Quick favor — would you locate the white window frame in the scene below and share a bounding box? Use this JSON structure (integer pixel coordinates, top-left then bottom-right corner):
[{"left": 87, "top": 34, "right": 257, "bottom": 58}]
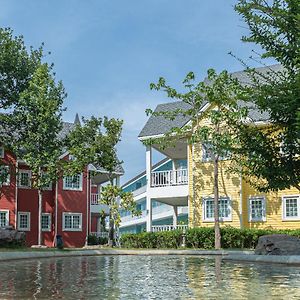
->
[
  {"left": 41, "top": 213, "right": 51, "bottom": 232},
  {"left": 248, "top": 196, "right": 266, "bottom": 222},
  {"left": 202, "top": 196, "right": 232, "bottom": 222},
  {"left": 18, "top": 212, "right": 30, "bottom": 231},
  {"left": 282, "top": 195, "right": 300, "bottom": 221},
  {"left": 0, "top": 209, "right": 9, "bottom": 228},
  {"left": 63, "top": 174, "right": 83, "bottom": 191},
  {"left": 42, "top": 172, "right": 52, "bottom": 191},
  {"left": 202, "top": 143, "right": 213, "bottom": 162},
  {"left": 18, "top": 170, "right": 32, "bottom": 189},
  {"left": 0, "top": 165, "right": 10, "bottom": 186},
  {"left": 0, "top": 146, "right": 4, "bottom": 158},
  {"left": 62, "top": 212, "right": 82, "bottom": 231}
]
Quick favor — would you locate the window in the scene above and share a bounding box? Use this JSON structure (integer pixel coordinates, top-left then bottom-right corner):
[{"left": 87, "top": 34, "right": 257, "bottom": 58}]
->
[
  {"left": 41, "top": 213, "right": 51, "bottom": 231},
  {"left": 18, "top": 170, "right": 31, "bottom": 188},
  {"left": 203, "top": 197, "right": 232, "bottom": 222},
  {"left": 0, "top": 165, "right": 10, "bottom": 186},
  {"left": 69, "top": 154, "right": 76, "bottom": 161},
  {"left": 63, "top": 213, "right": 82, "bottom": 231},
  {"left": 283, "top": 195, "right": 300, "bottom": 220},
  {"left": 0, "top": 147, "right": 4, "bottom": 158},
  {"left": 0, "top": 210, "right": 9, "bottom": 228},
  {"left": 63, "top": 174, "right": 82, "bottom": 191},
  {"left": 249, "top": 196, "right": 266, "bottom": 222},
  {"left": 18, "top": 212, "right": 30, "bottom": 231},
  {"left": 202, "top": 143, "right": 213, "bottom": 162},
  {"left": 42, "top": 172, "right": 52, "bottom": 190}
]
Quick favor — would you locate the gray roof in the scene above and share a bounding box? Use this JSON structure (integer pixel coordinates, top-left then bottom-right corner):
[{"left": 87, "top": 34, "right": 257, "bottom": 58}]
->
[
  {"left": 138, "top": 101, "right": 193, "bottom": 138},
  {"left": 139, "top": 65, "right": 282, "bottom": 137},
  {"left": 58, "top": 122, "right": 76, "bottom": 140},
  {"left": 92, "top": 163, "right": 124, "bottom": 175}
]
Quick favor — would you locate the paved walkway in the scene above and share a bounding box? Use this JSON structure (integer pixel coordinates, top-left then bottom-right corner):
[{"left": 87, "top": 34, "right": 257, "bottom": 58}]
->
[{"left": 1, "top": 248, "right": 299, "bottom": 265}]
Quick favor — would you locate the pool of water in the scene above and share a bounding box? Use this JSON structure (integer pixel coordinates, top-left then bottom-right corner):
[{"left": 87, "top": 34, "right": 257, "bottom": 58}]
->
[{"left": 1, "top": 255, "right": 300, "bottom": 299}]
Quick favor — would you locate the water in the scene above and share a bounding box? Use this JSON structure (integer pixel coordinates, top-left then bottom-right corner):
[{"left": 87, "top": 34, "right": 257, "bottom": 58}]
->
[{"left": 0, "top": 255, "right": 300, "bottom": 299}]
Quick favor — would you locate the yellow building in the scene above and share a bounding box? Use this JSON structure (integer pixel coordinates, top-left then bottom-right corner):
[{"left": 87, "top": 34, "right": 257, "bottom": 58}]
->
[{"left": 140, "top": 65, "right": 299, "bottom": 232}]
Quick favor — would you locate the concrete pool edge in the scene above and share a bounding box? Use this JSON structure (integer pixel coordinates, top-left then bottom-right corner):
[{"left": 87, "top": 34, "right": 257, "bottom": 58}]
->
[
  {"left": 0, "top": 249, "right": 252, "bottom": 261},
  {"left": 2, "top": 249, "right": 300, "bottom": 264}
]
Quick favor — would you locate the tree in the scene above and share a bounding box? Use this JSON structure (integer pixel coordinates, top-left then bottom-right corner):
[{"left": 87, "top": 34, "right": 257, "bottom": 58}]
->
[
  {"left": 146, "top": 70, "right": 247, "bottom": 249},
  {"left": 66, "top": 116, "right": 140, "bottom": 247},
  {"left": 233, "top": 0, "right": 300, "bottom": 191},
  {"left": 11, "top": 63, "right": 66, "bottom": 246},
  {"left": 0, "top": 27, "right": 43, "bottom": 109}
]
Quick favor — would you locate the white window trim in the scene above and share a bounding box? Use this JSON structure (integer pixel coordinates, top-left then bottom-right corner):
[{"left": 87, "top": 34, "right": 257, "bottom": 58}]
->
[
  {"left": 18, "top": 212, "right": 31, "bottom": 231},
  {"left": 0, "top": 209, "right": 9, "bottom": 228},
  {"left": 18, "top": 170, "right": 32, "bottom": 189},
  {"left": 41, "top": 213, "right": 51, "bottom": 232},
  {"left": 63, "top": 174, "right": 83, "bottom": 191},
  {"left": 0, "top": 146, "right": 4, "bottom": 158},
  {"left": 0, "top": 165, "right": 10, "bottom": 186},
  {"left": 202, "top": 196, "right": 232, "bottom": 222},
  {"left": 282, "top": 195, "right": 300, "bottom": 221},
  {"left": 248, "top": 196, "right": 266, "bottom": 222},
  {"left": 62, "top": 212, "right": 82, "bottom": 232}
]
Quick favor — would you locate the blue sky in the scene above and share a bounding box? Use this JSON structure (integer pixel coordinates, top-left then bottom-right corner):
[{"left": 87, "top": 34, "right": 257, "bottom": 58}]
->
[{"left": 0, "top": 0, "right": 269, "bottom": 183}]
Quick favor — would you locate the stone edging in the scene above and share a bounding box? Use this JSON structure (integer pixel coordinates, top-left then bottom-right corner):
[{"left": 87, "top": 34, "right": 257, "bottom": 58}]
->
[
  {"left": 0, "top": 249, "right": 252, "bottom": 262},
  {"left": 1, "top": 249, "right": 299, "bottom": 265}
]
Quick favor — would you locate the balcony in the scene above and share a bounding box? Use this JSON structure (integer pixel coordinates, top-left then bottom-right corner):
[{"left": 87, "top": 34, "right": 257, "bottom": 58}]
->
[
  {"left": 149, "top": 169, "right": 188, "bottom": 206},
  {"left": 152, "top": 225, "right": 188, "bottom": 232},
  {"left": 151, "top": 169, "right": 188, "bottom": 187},
  {"left": 90, "top": 193, "right": 109, "bottom": 214}
]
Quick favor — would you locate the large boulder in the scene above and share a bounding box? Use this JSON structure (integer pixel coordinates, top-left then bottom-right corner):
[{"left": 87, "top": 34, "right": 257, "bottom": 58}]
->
[
  {"left": 0, "top": 227, "right": 26, "bottom": 247},
  {"left": 255, "top": 234, "right": 300, "bottom": 255}
]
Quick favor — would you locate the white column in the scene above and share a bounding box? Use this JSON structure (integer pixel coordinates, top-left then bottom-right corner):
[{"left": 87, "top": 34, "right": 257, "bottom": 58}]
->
[
  {"left": 173, "top": 205, "right": 178, "bottom": 227},
  {"left": 116, "top": 176, "right": 120, "bottom": 187},
  {"left": 146, "top": 146, "right": 152, "bottom": 232}
]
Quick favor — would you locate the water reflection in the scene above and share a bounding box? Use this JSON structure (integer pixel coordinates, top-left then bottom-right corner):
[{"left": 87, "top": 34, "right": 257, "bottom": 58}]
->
[{"left": 0, "top": 255, "right": 300, "bottom": 299}]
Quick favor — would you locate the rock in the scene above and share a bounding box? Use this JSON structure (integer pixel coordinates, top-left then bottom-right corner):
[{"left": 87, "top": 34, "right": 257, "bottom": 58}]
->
[
  {"left": 0, "top": 227, "right": 26, "bottom": 247},
  {"left": 255, "top": 234, "right": 300, "bottom": 255}
]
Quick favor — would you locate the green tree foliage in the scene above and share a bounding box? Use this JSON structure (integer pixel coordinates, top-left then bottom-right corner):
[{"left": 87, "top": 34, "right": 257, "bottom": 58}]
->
[
  {"left": 146, "top": 69, "right": 247, "bottom": 249},
  {"left": 11, "top": 64, "right": 66, "bottom": 245},
  {"left": 234, "top": 0, "right": 300, "bottom": 191},
  {"left": 66, "top": 116, "right": 140, "bottom": 246},
  {"left": 0, "top": 27, "right": 43, "bottom": 109}
]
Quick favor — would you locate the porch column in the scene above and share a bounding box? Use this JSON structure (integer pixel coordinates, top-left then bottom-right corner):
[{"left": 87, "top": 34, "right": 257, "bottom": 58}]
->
[
  {"left": 173, "top": 205, "right": 178, "bottom": 228},
  {"left": 146, "top": 197, "right": 152, "bottom": 232},
  {"left": 146, "top": 145, "right": 152, "bottom": 232}
]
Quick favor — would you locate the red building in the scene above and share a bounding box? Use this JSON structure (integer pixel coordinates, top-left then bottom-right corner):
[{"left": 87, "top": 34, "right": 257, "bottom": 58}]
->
[{"left": 0, "top": 118, "right": 123, "bottom": 248}]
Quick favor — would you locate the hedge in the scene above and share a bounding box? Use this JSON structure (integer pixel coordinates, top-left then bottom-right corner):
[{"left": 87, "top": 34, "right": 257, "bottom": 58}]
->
[
  {"left": 87, "top": 235, "right": 108, "bottom": 246},
  {"left": 120, "top": 226, "right": 300, "bottom": 249}
]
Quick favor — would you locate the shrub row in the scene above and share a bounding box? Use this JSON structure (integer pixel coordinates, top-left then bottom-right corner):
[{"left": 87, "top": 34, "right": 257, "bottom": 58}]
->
[
  {"left": 87, "top": 235, "right": 108, "bottom": 246},
  {"left": 120, "top": 226, "right": 300, "bottom": 249}
]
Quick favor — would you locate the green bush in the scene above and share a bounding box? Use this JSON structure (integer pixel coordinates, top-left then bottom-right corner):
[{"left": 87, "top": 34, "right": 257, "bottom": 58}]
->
[
  {"left": 120, "top": 226, "right": 300, "bottom": 249},
  {"left": 87, "top": 234, "right": 108, "bottom": 246}
]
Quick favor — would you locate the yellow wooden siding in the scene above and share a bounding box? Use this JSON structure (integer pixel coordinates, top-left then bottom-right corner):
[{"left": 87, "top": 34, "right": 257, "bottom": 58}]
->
[
  {"left": 187, "top": 109, "right": 300, "bottom": 230},
  {"left": 243, "top": 181, "right": 300, "bottom": 229}
]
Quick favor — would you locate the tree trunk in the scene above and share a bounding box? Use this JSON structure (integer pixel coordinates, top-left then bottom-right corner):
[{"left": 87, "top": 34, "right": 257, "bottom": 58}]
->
[
  {"left": 108, "top": 210, "right": 115, "bottom": 247},
  {"left": 214, "top": 154, "right": 221, "bottom": 249},
  {"left": 38, "top": 188, "right": 42, "bottom": 246}
]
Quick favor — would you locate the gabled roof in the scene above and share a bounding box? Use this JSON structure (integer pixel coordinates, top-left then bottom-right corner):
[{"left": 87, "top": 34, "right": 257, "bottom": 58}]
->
[
  {"left": 139, "top": 64, "right": 282, "bottom": 138},
  {"left": 138, "top": 101, "right": 193, "bottom": 138}
]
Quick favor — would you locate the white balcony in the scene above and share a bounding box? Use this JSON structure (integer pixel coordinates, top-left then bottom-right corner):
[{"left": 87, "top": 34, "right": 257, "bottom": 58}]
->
[
  {"left": 90, "top": 193, "right": 109, "bottom": 214},
  {"left": 152, "top": 225, "right": 188, "bottom": 232},
  {"left": 151, "top": 169, "right": 188, "bottom": 187}
]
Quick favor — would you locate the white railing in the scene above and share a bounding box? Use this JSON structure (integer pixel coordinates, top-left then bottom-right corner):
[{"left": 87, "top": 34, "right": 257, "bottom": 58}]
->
[
  {"left": 151, "top": 169, "right": 188, "bottom": 187},
  {"left": 91, "top": 193, "right": 100, "bottom": 205},
  {"left": 152, "top": 225, "right": 188, "bottom": 232},
  {"left": 90, "top": 231, "right": 109, "bottom": 238}
]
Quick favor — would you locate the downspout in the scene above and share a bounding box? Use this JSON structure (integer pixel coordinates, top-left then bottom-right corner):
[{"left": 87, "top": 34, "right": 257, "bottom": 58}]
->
[
  {"left": 239, "top": 173, "right": 243, "bottom": 229},
  {"left": 89, "top": 174, "right": 92, "bottom": 234},
  {"left": 86, "top": 170, "right": 89, "bottom": 246},
  {"left": 15, "top": 161, "right": 19, "bottom": 229},
  {"left": 54, "top": 181, "right": 58, "bottom": 247}
]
